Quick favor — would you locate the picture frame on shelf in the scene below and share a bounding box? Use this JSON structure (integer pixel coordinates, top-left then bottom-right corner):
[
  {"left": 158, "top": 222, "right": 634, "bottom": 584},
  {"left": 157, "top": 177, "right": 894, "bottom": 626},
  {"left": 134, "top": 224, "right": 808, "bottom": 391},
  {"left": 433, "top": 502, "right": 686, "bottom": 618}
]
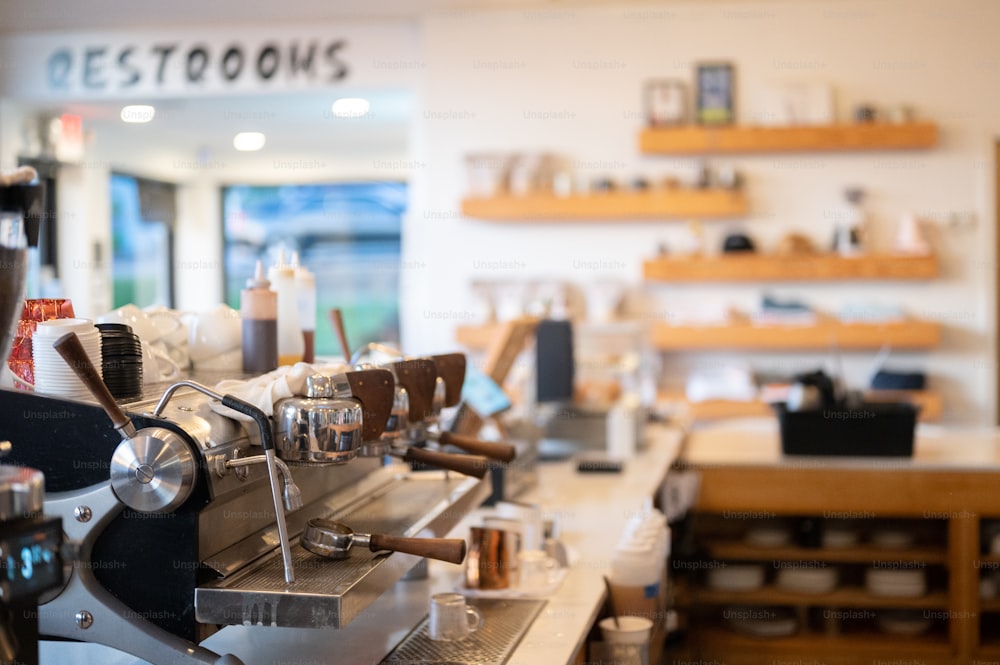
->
[
  {"left": 645, "top": 79, "right": 687, "bottom": 126},
  {"left": 695, "top": 62, "right": 736, "bottom": 125}
]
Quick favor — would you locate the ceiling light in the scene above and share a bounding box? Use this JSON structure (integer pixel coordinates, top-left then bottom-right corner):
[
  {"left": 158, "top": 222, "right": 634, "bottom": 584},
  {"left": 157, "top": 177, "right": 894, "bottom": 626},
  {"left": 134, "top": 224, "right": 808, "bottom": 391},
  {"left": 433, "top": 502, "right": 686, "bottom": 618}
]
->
[
  {"left": 233, "top": 132, "right": 266, "bottom": 151},
  {"left": 331, "top": 97, "right": 370, "bottom": 118},
  {"left": 120, "top": 105, "right": 155, "bottom": 123}
]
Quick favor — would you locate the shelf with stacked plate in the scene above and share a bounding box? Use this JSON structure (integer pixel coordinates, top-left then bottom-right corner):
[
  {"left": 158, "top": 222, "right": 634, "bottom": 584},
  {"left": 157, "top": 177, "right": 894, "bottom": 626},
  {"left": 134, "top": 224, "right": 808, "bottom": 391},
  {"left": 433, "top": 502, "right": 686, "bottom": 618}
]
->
[
  {"left": 638, "top": 122, "right": 938, "bottom": 155},
  {"left": 460, "top": 189, "right": 748, "bottom": 221},
  {"left": 643, "top": 252, "right": 939, "bottom": 282},
  {"left": 668, "top": 514, "right": 955, "bottom": 663}
]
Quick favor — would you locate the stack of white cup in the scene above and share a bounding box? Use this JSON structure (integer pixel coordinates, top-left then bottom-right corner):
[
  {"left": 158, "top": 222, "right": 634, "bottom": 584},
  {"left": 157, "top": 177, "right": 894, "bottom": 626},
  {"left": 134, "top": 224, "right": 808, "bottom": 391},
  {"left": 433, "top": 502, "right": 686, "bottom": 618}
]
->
[
  {"left": 32, "top": 318, "right": 102, "bottom": 399},
  {"left": 610, "top": 505, "right": 670, "bottom": 603}
]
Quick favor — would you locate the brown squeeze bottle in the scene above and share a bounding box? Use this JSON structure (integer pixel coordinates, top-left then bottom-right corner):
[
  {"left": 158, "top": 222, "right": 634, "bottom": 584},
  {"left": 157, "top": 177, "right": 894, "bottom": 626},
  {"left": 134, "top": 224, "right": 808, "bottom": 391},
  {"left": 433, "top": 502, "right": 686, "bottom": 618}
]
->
[{"left": 240, "top": 260, "right": 278, "bottom": 373}]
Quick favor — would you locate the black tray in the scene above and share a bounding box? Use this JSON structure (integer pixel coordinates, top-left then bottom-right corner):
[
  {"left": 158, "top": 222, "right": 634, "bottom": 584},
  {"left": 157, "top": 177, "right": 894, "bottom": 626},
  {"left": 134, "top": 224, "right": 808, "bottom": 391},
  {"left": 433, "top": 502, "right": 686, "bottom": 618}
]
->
[{"left": 774, "top": 401, "right": 918, "bottom": 457}]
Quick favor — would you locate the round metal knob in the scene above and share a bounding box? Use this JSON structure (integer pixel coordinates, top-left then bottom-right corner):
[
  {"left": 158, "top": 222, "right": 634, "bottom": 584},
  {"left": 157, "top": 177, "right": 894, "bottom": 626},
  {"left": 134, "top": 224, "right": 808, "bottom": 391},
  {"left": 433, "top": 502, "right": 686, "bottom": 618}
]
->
[{"left": 110, "top": 427, "right": 196, "bottom": 513}]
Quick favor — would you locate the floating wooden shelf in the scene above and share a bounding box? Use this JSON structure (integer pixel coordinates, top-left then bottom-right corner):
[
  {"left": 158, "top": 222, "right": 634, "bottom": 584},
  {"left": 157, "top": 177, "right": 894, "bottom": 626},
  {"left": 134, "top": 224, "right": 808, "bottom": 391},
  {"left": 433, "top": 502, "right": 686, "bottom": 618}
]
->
[
  {"left": 643, "top": 253, "right": 939, "bottom": 282},
  {"left": 700, "top": 538, "right": 948, "bottom": 564},
  {"left": 639, "top": 122, "right": 938, "bottom": 154},
  {"left": 460, "top": 190, "right": 747, "bottom": 221},
  {"left": 651, "top": 319, "right": 941, "bottom": 351},
  {"left": 681, "top": 584, "right": 949, "bottom": 610},
  {"left": 659, "top": 389, "right": 942, "bottom": 423}
]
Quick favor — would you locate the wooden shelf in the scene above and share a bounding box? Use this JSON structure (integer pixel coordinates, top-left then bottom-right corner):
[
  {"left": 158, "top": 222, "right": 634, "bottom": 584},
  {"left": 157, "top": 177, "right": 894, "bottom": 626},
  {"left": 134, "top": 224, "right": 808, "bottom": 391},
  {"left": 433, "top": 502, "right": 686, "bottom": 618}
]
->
[
  {"left": 639, "top": 122, "right": 938, "bottom": 154},
  {"left": 651, "top": 319, "right": 941, "bottom": 351},
  {"left": 659, "top": 389, "right": 942, "bottom": 423},
  {"left": 643, "top": 253, "right": 939, "bottom": 282},
  {"left": 681, "top": 584, "right": 950, "bottom": 610},
  {"left": 460, "top": 190, "right": 747, "bottom": 220},
  {"left": 700, "top": 538, "right": 948, "bottom": 564}
]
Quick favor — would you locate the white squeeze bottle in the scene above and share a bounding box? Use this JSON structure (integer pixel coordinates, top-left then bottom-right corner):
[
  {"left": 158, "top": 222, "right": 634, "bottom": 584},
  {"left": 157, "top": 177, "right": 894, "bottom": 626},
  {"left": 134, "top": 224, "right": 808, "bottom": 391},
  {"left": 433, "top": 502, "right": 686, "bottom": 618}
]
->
[
  {"left": 268, "top": 249, "right": 304, "bottom": 366},
  {"left": 290, "top": 251, "right": 316, "bottom": 364}
]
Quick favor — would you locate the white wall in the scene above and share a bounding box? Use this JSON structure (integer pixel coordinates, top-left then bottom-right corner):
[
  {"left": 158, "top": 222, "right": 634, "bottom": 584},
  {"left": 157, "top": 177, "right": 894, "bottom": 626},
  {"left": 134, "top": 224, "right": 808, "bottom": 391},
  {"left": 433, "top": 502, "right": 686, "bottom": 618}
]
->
[{"left": 405, "top": 0, "right": 1000, "bottom": 423}]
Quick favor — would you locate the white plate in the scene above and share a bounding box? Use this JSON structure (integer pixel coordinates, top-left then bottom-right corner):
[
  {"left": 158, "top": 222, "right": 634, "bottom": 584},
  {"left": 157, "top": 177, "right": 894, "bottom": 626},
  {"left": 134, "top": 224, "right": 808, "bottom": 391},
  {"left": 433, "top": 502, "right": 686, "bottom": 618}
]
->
[
  {"left": 877, "top": 610, "right": 932, "bottom": 636},
  {"left": 745, "top": 527, "right": 791, "bottom": 548},
  {"left": 775, "top": 567, "right": 838, "bottom": 594},
  {"left": 708, "top": 565, "right": 765, "bottom": 592}
]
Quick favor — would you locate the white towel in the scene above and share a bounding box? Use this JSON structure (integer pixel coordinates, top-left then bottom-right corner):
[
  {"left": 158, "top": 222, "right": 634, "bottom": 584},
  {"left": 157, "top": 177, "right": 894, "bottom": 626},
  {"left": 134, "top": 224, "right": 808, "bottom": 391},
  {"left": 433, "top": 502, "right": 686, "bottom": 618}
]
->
[{"left": 209, "top": 361, "right": 351, "bottom": 422}]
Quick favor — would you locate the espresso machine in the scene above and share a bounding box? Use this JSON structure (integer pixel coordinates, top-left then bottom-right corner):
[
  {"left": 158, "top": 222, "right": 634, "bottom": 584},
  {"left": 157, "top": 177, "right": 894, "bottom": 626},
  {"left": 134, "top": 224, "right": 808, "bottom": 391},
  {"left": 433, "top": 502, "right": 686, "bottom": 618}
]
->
[
  {"left": 0, "top": 328, "right": 495, "bottom": 665},
  {"left": 0, "top": 174, "right": 64, "bottom": 665}
]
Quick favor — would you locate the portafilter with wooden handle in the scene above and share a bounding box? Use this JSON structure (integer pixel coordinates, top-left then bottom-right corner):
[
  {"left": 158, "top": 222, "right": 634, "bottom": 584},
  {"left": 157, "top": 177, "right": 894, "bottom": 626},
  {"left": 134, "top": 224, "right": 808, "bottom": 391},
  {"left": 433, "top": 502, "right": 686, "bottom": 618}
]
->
[{"left": 301, "top": 518, "right": 467, "bottom": 564}]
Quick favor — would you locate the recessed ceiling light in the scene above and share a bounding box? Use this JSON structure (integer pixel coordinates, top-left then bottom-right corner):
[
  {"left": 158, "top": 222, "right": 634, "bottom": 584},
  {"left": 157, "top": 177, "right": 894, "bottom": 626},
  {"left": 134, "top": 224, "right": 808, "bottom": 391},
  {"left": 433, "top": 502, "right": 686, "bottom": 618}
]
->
[
  {"left": 120, "top": 105, "right": 155, "bottom": 123},
  {"left": 331, "top": 97, "right": 370, "bottom": 118},
  {"left": 233, "top": 132, "right": 266, "bottom": 151}
]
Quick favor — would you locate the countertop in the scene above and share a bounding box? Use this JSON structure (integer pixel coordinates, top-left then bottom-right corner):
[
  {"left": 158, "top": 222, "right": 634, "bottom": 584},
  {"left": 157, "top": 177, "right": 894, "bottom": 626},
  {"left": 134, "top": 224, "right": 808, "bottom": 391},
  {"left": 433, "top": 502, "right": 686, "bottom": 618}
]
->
[
  {"left": 682, "top": 417, "right": 1000, "bottom": 471},
  {"left": 42, "top": 424, "right": 683, "bottom": 665}
]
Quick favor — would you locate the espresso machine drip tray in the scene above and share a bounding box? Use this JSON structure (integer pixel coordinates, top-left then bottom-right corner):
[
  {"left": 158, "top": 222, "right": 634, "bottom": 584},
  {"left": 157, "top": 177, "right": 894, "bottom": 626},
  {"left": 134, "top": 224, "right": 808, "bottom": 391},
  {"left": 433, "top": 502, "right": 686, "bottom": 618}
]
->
[{"left": 196, "top": 469, "right": 491, "bottom": 629}]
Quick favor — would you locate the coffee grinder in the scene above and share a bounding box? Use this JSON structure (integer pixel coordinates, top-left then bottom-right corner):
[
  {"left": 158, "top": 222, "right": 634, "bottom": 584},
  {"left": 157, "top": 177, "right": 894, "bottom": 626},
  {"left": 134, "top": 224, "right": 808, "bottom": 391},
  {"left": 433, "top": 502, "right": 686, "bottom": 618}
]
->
[{"left": 0, "top": 171, "right": 63, "bottom": 665}]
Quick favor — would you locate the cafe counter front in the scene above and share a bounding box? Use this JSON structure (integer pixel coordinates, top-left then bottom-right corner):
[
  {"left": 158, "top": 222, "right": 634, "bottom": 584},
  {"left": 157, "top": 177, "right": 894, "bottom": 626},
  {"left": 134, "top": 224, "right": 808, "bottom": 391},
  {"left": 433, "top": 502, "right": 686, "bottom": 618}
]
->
[{"left": 672, "top": 417, "right": 1000, "bottom": 665}]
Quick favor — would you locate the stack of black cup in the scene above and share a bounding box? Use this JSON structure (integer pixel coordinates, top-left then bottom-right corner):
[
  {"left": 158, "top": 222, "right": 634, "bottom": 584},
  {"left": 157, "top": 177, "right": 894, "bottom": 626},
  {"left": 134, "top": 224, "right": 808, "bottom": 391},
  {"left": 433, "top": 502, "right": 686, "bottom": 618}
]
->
[{"left": 97, "top": 322, "right": 143, "bottom": 399}]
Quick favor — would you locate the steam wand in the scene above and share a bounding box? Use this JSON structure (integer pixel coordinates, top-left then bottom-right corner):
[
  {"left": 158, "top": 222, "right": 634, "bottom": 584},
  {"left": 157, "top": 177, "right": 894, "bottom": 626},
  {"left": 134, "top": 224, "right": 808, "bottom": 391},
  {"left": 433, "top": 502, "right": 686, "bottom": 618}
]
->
[{"left": 154, "top": 380, "right": 297, "bottom": 585}]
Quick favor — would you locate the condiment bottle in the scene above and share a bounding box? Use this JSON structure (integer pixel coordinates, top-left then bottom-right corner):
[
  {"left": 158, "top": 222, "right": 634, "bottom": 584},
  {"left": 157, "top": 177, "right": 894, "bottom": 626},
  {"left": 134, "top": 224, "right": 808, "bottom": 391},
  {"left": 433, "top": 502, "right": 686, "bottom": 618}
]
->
[
  {"left": 240, "top": 260, "right": 278, "bottom": 373},
  {"left": 268, "top": 249, "right": 304, "bottom": 366},
  {"left": 290, "top": 251, "right": 316, "bottom": 364}
]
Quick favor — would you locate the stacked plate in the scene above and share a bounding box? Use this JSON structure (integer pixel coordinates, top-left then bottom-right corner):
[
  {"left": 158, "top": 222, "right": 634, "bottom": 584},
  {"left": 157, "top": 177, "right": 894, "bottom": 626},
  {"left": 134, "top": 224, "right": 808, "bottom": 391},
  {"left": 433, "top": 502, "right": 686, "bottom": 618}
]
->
[
  {"left": 745, "top": 523, "right": 792, "bottom": 548},
  {"left": 97, "top": 323, "right": 142, "bottom": 399},
  {"left": 775, "top": 566, "right": 838, "bottom": 594},
  {"left": 707, "top": 564, "right": 765, "bottom": 592},
  {"left": 865, "top": 567, "right": 927, "bottom": 597},
  {"left": 32, "top": 318, "right": 102, "bottom": 399},
  {"left": 725, "top": 606, "right": 798, "bottom": 637},
  {"left": 876, "top": 609, "right": 933, "bottom": 636}
]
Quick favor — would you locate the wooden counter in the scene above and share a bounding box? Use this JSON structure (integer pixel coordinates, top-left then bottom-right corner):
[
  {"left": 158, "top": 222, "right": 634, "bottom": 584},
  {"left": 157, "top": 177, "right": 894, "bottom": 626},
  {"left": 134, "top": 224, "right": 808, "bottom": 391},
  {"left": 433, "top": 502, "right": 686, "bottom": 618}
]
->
[{"left": 673, "top": 418, "right": 1000, "bottom": 665}]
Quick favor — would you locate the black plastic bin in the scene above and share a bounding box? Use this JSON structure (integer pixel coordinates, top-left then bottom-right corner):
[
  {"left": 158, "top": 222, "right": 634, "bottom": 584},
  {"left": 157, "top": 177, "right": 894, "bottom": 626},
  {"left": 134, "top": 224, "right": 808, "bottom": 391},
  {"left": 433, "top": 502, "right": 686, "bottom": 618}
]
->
[{"left": 774, "top": 402, "right": 918, "bottom": 457}]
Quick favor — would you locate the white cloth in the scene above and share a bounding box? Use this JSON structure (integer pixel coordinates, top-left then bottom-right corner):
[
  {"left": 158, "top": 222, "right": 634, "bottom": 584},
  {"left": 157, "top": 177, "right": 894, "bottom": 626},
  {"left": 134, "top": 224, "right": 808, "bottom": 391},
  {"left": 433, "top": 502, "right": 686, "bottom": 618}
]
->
[{"left": 209, "top": 361, "right": 351, "bottom": 422}]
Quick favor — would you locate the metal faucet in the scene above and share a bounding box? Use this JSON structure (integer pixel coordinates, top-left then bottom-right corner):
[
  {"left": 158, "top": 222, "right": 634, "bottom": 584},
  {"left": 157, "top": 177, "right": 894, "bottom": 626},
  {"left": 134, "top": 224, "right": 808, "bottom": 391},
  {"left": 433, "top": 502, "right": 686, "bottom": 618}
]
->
[{"left": 225, "top": 456, "right": 304, "bottom": 511}]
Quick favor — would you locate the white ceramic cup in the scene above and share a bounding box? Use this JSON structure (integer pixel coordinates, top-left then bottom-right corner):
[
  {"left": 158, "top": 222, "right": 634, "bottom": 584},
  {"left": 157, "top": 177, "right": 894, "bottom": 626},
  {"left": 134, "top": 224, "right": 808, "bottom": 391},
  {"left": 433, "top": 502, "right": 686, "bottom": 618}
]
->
[
  {"left": 188, "top": 304, "right": 242, "bottom": 366},
  {"left": 97, "top": 304, "right": 162, "bottom": 344},
  {"left": 428, "top": 592, "right": 483, "bottom": 641},
  {"left": 517, "top": 549, "right": 558, "bottom": 589},
  {"left": 142, "top": 340, "right": 181, "bottom": 384},
  {"left": 599, "top": 616, "right": 654, "bottom": 645}
]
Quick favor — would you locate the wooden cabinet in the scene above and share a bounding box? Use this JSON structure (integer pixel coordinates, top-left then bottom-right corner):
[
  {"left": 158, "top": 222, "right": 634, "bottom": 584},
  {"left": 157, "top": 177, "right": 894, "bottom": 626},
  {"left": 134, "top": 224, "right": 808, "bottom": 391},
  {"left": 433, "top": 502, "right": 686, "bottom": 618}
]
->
[{"left": 670, "top": 427, "right": 1000, "bottom": 664}]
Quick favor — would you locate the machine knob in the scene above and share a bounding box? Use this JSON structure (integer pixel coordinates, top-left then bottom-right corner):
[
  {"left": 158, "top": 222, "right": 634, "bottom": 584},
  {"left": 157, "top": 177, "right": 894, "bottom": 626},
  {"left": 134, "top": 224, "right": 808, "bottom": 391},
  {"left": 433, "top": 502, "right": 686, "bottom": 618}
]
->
[{"left": 110, "top": 427, "right": 196, "bottom": 513}]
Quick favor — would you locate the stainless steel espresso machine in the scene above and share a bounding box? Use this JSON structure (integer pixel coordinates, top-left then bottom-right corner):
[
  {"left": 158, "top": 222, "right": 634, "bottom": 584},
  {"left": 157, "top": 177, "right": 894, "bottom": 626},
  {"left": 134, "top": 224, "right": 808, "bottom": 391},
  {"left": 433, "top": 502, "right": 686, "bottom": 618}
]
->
[{"left": 0, "top": 328, "right": 510, "bottom": 664}]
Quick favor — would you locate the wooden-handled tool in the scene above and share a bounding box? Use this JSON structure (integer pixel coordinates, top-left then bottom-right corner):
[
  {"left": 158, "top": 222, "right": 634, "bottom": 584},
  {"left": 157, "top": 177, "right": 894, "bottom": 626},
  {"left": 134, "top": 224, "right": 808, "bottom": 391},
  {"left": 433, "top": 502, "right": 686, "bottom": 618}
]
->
[
  {"left": 433, "top": 431, "right": 517, "bottom": 463},
  {"left": 52, "top": 331, "right": 136, "bottom": 438},
  {"left": 329, "top": 308, "right": 352, "bottom": 362},
  {"left": 301, "top": 518, "right": 467, "bottom": 564},
  {"left": 398, "top": 446, "right": 490, "bottom": 479}
]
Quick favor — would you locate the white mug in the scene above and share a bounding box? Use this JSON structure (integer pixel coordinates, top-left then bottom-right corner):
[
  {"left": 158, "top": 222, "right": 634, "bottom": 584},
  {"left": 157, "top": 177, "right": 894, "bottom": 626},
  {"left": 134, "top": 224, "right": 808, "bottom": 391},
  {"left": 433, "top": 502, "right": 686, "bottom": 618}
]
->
[
  {"left": 188, "top": 304, "right": 242, "bottom": 368},
  {"left": 97, "top": 304, "right": 163, "bottom": 344},
  {"left": 428, "top": 593, "right": 483, "bottom": 641}
]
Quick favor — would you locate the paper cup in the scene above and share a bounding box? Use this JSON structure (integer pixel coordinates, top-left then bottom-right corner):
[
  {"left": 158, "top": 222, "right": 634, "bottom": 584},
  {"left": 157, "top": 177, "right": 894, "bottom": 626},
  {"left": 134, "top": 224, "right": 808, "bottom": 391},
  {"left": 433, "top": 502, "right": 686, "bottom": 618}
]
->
[{"left": 599, "top": 616, "right": 653, "bottom": 645}]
